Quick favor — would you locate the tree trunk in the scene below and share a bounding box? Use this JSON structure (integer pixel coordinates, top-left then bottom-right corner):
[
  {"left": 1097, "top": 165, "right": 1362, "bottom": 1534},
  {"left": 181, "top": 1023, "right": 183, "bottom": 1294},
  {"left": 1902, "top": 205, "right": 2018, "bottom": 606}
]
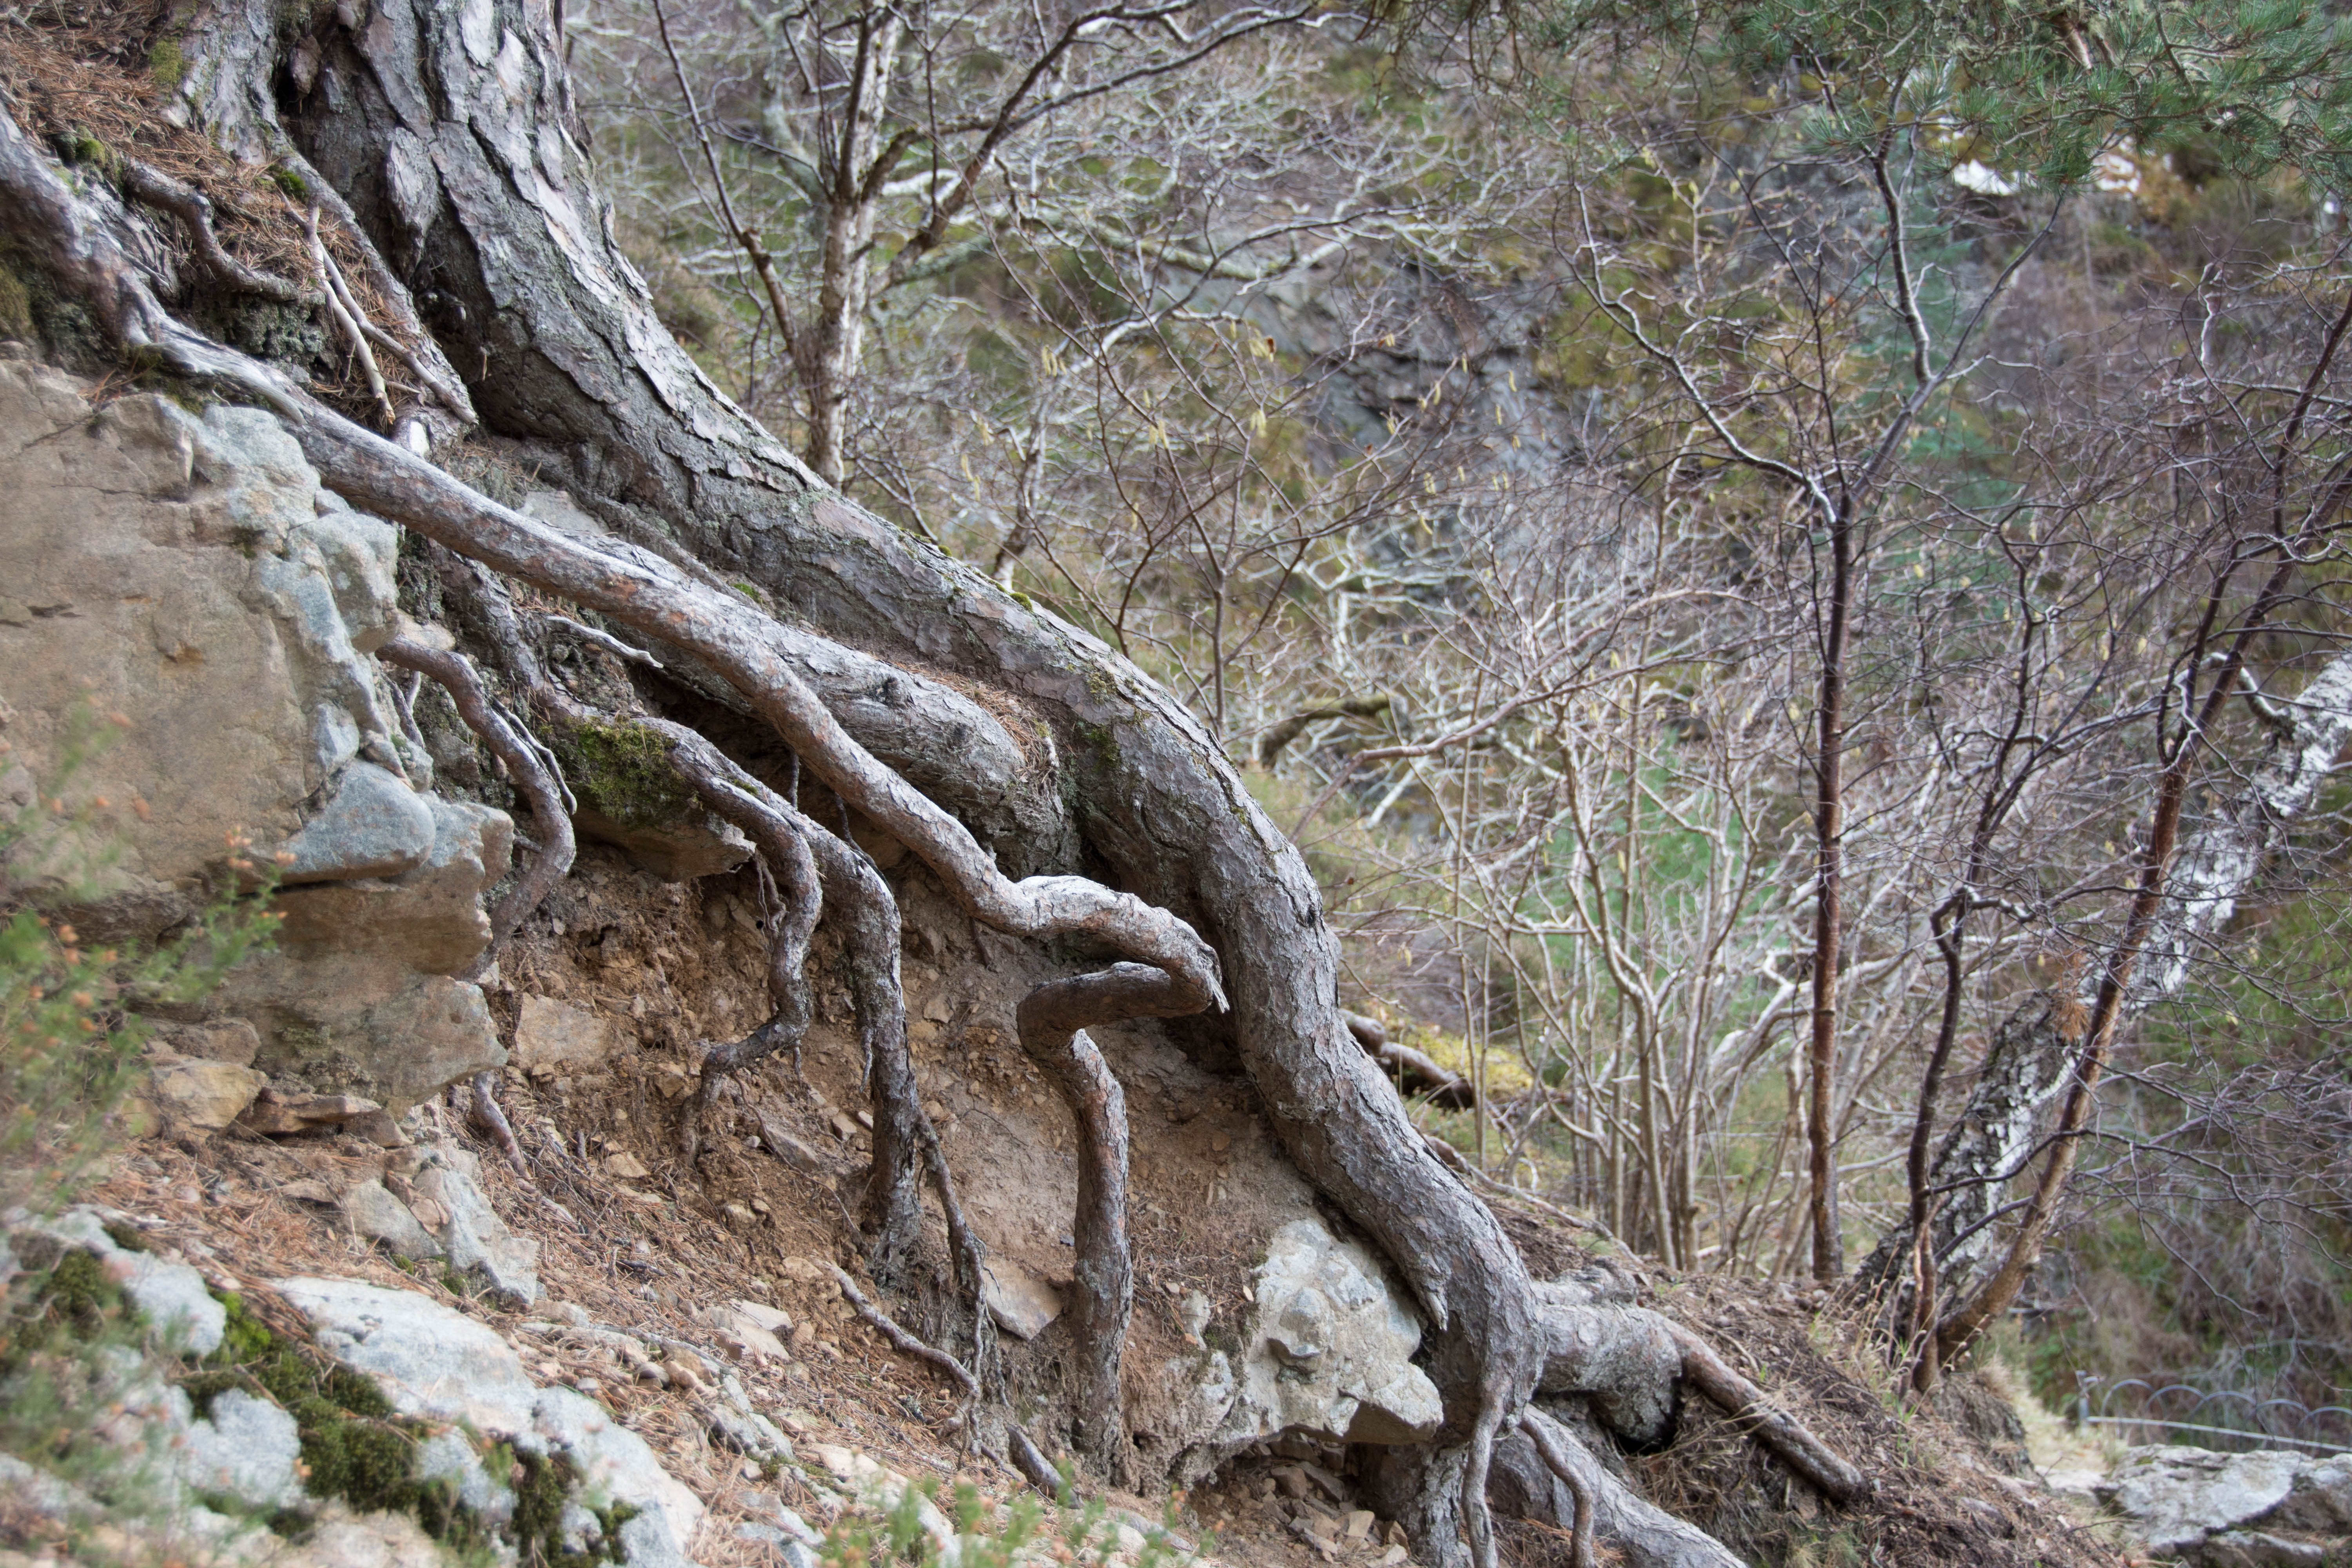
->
[{"left": 129, "top": 0, "right": 1548, "bottom": 1550}]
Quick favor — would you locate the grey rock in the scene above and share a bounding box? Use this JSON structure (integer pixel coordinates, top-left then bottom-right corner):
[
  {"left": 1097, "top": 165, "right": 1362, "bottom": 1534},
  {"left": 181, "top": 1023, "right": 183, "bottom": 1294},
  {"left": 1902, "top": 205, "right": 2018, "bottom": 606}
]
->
[
  {"left": 276, "top": 763, "right": 438, "bottom": 886},
  {"left": 234, "top": 964, "right": 503, "bottom": 1116},
  {"left": 2100, "top": 1445, "right": 2352, "bottom": 1564},
  {"left": 534, "top": 1385, "right": 706, "bottom": 1563},
  {"left": 414, "top": 1146, "right": 540, "bottom": 1306},
  {"left": 1210, "top": 1218, "right": 1443, "bottom": 1449},
  {"left": 273, "top": 798, "right": 513, "bottom": 976},
  {"left": 278, "top": 1275, "right": 705, "bottom": 1561},
  {"left": 174, "top": 1388, "right": 303, "bottom": 1509},
  {"left": 276, "top": 1274, "right": 541, "bottom": 1433},
  {"left": 415, "top": 1430, "right": 514, "bottom": 1526},
  {"left": 339, "top": 1180, "right": 444, "bottom": 1260},
  {"left": 706, "top": 1375, "right": 795, "bottom": 1462},
  {"left": 8, "top": 1207, "right": 230, "bottom": 1356}
]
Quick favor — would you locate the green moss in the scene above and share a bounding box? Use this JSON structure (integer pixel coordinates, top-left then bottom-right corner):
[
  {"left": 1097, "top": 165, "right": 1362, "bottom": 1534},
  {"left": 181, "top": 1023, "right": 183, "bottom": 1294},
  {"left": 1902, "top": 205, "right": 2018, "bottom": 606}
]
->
[
  {"left": 147, "top": 32, "right": 186, "bottom": 87},
  {"left": 557, "top": 719, "right": 697, "bottom": 830},
  {"left": 0, "top": 259, "right": 32, "bottom": 341},
  {"left": 38, "top": 1249, "right": 130, "bottom": 1338},
  {"left": 269, "top": 166, "right": 311, "bottom": 202},
  {"left": 100, "top": 1220, "right": 148, "bottom": 1254}
]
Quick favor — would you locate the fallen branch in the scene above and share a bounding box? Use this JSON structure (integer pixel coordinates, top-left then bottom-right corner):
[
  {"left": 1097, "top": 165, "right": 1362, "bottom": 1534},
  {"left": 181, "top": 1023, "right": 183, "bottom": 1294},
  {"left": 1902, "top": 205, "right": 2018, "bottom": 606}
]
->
[{"left": 1347, "top": 1011, "right": 1474, "bottom": 1110}]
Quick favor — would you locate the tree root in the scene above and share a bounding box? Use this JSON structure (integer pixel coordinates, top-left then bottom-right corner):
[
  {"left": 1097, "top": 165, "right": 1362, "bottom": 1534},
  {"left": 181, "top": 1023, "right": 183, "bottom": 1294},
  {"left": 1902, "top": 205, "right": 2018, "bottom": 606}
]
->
[
  {"left": 1495, "top": 1409, "right": 1743, "bottom": 1568},
  {"left": 1534, "top": 1290, "right": 1867, "bottom": 1503},
  {"left": 827, "top": 1262, "right": 978, "bottom": 1399},
  {"left": 302, "top": 204, "right": 393, "bottom": 428},
  {"left": 376, "top": 639, "right": 577, "bottom": 973},
  {"left": 1665, "top": 1321, "right": 1866, "bottom": 1502},
  {"left": 1515, "top": 1412, "right": 1595, "bottom": 1568},
  {"left": 468, "top": 1070, "right": 528, "bottom": 1173},
  {"left": 116, "top": 157, "right": 309, "bottom": 304}
]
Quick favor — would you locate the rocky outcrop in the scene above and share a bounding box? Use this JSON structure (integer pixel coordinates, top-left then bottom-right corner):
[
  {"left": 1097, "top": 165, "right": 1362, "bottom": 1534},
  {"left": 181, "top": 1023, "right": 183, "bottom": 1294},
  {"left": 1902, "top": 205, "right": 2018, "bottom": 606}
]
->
[
  {"left": 0, "top": 358, "right": 509, "bottom": 1113},
  {"left": 1155, "top": 1216, "right": 1446, "bottom": 1477},
  {"left": 2098, "top": 1445, "right": 2352, "bottom": 1565}
]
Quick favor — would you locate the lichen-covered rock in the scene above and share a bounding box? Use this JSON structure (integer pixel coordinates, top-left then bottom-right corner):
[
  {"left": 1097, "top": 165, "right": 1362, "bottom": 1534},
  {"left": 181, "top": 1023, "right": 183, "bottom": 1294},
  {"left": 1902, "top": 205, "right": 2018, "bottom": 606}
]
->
[
  {"left": 408, "top": 1144, "right": 540, "bottom": 1306},
  {"left": 2098, "top": 1445, "right": 2352, "bottom": 1564},
  {"left": 172, "top": 1388, "right": 305, "bottom": 1510},
  {"left": 276, "top": 1273, "right": 706, "bottom": 1560},
  {"left": 4, "top": 1207, "right": 225, "bottom": 1355}
]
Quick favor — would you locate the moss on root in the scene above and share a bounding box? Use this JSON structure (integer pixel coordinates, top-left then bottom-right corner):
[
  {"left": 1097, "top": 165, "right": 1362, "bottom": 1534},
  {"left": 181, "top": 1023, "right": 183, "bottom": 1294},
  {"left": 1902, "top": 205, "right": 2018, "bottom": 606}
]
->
[{"left": 557, "top": 718, "right": 699, "bottom": 829}]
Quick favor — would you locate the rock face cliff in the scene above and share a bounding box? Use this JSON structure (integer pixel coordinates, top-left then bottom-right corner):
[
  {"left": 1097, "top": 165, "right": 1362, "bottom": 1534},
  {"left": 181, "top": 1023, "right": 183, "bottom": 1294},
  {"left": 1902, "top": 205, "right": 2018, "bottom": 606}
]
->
[{"left": 0, "top": 356, "right": 507, "bottom": 1116}]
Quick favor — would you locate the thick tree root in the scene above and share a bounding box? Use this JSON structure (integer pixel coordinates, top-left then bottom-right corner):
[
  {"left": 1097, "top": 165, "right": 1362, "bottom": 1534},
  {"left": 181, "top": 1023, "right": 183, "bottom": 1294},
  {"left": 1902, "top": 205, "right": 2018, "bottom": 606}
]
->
[
  {"left": 1016, "top": 962, "right": 1219, "bottom": 1482},
  {"left": 1534, "top": 1289, "right": 1866, "bottom": 1503},
  {"left": 116, "top": 157, "right": 308, "bottom": 304}
]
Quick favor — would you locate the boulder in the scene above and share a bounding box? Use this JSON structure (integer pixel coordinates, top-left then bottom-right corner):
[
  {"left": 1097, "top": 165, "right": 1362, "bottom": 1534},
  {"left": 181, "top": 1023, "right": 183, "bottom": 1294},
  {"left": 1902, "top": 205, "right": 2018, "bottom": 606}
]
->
[
  {"left": 4, "top": 1207, "right": 225, "bottom": 1355},
  {"left": 230, "top": 964, "right": 503, "bottom": 1116},
  {"left": 1210, "top": 1217, "right": 1444, "bottom": 1450},
  {"left": 172, "top": 1388, "right": 305, "bottom": 1510},
  {"left": 272, "top": 797, "right": 514, "bottom": 975},
  {"left": 142, "top": 1055, "right": 267, "bottom": 1134},
  {"left": 274, "top": 763, "right": 437, "bottom": 885},
  {"left": 275, "top": 1275, "right": 704, "bottom": 1563},
  {"left": 2099, "top": 1445, "right": 2352, "bottom": 1564}
]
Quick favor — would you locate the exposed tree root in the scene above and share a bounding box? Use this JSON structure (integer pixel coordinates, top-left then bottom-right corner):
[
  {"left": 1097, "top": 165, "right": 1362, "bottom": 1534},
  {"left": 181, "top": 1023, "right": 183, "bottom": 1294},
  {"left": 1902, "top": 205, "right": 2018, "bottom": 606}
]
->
[
  {"left": 375, "top": 639, "right": 576, "bottom": 971},
  {"left": 1016, "top": 960, "right": 1218, "bottom": 1481},
  {"left": 116, "top": 157, "right": 308, "bottom": 304},
  {"left": 1515, "top": 1411, "right": 1596, "bottom": 1568},
  {"left": 828, "top": 1262, "right": 978, "bottom": 1399},
  {"left": 1663, "top": 1320, "right": 1867, "bottom": 1503},
  {"left": 1495, "top": 1409, "right": 1743, "bottom": 1568},
  {"left": 466, "top": 1069, "right": 528, "bottom": 1174}
]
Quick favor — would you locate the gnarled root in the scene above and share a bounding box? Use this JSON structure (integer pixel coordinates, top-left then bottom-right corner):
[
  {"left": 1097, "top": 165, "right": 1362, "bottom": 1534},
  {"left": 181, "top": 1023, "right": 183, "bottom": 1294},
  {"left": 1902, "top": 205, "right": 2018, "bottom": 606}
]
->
[
  {"left": 467, "top": 1069, "right": 528, "bottom": 1173},
  {"left": 1515, "top": 1411, "right": 1596, "bottom": 1568},
  {"left": 1492, "top": 1408, "right": 1743, "bottom": 1568},
  {"left": 1534, "top": 1288, "right": 1867, "bottom": 1503},
  {"left": 1015, "top": 961, "right": 1213, "bottom": 1482},
  {"left": 375, "top": 639, "right": 577, "bottom": 973}
]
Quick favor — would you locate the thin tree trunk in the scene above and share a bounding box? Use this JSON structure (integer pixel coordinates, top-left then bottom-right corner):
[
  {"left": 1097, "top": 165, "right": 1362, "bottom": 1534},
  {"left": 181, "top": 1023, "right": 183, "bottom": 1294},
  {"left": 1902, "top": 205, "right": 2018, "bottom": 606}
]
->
[{"left": 1805, "top": 514, "right": 1852, "bottom": 1282}]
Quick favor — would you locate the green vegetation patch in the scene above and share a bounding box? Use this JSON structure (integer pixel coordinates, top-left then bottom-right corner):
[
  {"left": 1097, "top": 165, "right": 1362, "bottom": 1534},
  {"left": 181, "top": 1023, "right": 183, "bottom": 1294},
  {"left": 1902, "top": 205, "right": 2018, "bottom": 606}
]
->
[{"left": 557, "top": 718, "right": 698, "bottom": 830}]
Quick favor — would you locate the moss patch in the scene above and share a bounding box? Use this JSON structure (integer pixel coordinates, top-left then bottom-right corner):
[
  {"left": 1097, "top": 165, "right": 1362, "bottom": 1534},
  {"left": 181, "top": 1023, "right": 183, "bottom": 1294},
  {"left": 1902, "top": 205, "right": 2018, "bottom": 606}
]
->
[{"left": 557, "top": 719, "right": 697, "bottom": 830}]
